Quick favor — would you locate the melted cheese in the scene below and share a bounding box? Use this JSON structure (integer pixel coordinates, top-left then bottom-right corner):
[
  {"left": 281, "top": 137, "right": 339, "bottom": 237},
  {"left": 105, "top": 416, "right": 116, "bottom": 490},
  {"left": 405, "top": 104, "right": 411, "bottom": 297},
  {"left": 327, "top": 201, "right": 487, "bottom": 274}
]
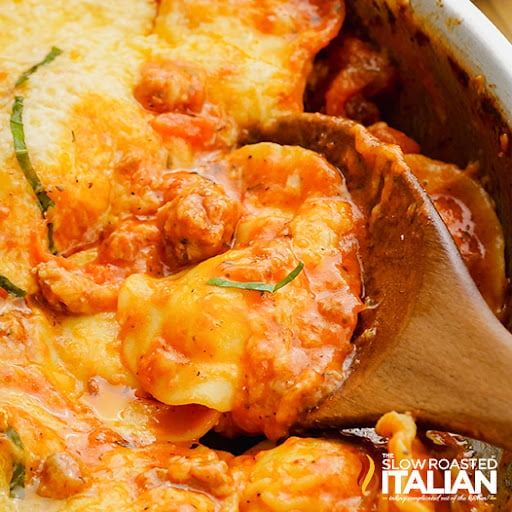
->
[
  {"left": 155, "top": 0, "right": 344, "bottom": 126},
  {"left": 0, "top": 0, "right": 156, "bottom": 291},
  {"left": 119, "top": 144, "right": 363, "bottom": 439}
]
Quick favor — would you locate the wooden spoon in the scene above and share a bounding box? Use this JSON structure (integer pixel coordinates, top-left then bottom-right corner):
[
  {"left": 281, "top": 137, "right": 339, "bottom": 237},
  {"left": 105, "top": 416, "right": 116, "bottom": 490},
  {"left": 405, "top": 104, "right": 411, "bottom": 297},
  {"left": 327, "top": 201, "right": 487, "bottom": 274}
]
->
[{"left": 245, "top": 113, "right": 512, "bottom": 450}]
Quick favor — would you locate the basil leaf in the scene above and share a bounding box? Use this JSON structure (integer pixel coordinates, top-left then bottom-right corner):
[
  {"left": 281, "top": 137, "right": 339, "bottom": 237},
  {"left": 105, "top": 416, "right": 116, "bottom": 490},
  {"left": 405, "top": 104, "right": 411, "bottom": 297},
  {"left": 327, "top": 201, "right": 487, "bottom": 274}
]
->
[
  {"left": 15, "top": 46, "right": 62, "bottom": 87},
  {"left": 4, "top": 426, "right": 25, "bottom": 499},
  {"left": 10, "top": 96, "right": 55, "bottom": 214},
  {"left": 0, "top": 275, "right": 27, "bottom": 298},
  {"left": 206, "top": 277, "right": 275, "bottom": 293},
  {"left": 272, "top": 261, "right": 304, "bottom": 292},
  {"left": 5, "top": 427, "right": 23, "bottom": 450},
  {"left": 9, "top": 461, "right": 25, "bottom": 499},
  {"left": 207, "top": 261, "right": 304, "bottom": 293},
  {"left": 47, "top": 222, "right": 58, "bottom": 255}
]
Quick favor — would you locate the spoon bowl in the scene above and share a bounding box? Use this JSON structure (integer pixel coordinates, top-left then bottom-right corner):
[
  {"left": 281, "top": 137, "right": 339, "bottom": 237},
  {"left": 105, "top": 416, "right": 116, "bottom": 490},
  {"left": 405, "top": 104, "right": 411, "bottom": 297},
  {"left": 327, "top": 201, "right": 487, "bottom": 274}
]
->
[{"left": 247, "top": 113, "right": 512, "bottom": 450}]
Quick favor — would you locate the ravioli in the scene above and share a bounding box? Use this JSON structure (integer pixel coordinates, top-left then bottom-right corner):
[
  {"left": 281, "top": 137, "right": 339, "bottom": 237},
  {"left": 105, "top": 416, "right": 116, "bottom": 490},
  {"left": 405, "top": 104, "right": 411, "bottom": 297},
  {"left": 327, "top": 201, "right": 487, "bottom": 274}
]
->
[{"left": 119, "top": 143, "right": 363, "bottom": 439}]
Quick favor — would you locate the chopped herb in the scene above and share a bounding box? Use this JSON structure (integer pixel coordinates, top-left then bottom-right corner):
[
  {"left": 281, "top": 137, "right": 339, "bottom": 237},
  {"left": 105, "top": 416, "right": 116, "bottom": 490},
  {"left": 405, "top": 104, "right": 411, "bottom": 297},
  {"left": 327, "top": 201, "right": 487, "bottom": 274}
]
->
[
  {"left": 15, "top": 46, "right": 62, "bottom": 87},
  {"left": 9, "top": 461, "right": 25, "bottom": 499},
  {"left": 10, "top": 96, "right": 55, "bottom": 214},
  {"left": 207, "top": 261, "right": 304, "bottom": 293},
  {"left": 0, "top": 275, "right": 27, "bottom": 298},
  {"left": 5, "top": 426, "right": 23, "bottom": 450},
  {"left": 47, "top": 222, "right": 57, "bottom": 255},
  {"left": 3, "top": 426, "right": 25, "bottom": 499}
]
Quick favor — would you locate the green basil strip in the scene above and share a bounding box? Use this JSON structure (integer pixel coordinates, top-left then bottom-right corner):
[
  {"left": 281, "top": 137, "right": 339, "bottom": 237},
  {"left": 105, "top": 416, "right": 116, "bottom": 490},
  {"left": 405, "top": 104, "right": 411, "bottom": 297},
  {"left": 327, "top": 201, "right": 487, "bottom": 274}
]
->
[
  {"left": 207, "top": 261, "right": 304, "bottom": 293},
  {"left": 4, "top": 426, "right": 25, "bottom": 498},
  {"left": 9, "top": 461, "right": 25, "bottom": 499},
  {"left": 10, "top": 96, "right": 55, "bottom": 214},
  {"left": 47, "top": 222, "right": 57, "bottom": 255},
  {"left": 0, "top": 275, "right": 27, "bottom": 298},
  {"left": 5, "top": 427, "right": 23, "bottom": 450},
  {"left": 15, "top": 46, "right": 62, "bottom": 87}
]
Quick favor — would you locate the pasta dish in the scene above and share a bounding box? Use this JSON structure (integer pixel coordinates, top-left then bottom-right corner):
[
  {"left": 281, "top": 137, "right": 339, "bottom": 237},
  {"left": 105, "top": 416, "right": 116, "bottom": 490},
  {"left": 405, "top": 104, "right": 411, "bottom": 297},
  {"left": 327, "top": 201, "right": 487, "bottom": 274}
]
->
[{"left": 0, "top": 0, "right": 508, "bottom": 510}]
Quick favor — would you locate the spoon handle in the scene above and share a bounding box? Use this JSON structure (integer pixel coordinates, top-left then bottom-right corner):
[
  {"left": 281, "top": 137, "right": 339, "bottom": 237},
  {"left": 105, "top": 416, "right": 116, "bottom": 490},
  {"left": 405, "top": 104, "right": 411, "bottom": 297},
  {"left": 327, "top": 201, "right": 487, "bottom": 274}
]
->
[
  {"left": 249, "top": 113, "right": 512, "bottom": 449},
  {"left": 306, "top": 168, "right": 512, "bottom": 450}
]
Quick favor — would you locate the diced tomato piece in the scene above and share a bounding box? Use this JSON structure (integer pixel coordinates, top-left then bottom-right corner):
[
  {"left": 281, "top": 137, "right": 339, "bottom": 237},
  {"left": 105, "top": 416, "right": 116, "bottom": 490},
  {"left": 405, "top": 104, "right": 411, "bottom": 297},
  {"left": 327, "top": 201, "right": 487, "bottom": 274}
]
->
[{"left": 151, "top": 112, "right": 218, "bottom": 146}]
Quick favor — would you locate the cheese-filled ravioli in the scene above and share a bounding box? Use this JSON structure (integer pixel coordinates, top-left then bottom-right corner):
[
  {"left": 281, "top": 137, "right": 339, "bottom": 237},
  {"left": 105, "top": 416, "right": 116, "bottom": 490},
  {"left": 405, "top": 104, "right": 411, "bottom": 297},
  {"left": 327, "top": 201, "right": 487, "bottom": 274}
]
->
[{"left": 119, "top": 144, "right": 364, "bottom": 439}]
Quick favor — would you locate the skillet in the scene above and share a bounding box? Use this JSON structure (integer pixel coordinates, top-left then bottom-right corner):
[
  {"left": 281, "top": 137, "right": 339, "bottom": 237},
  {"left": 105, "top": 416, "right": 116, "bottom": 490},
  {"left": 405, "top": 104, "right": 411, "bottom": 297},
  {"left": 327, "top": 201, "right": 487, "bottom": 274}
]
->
[
  {"left": 338, "top": 0, "right": 512, "bottom": 507},
  {"left": 344, "top": 0, "right": 512, "bottom": 280}
]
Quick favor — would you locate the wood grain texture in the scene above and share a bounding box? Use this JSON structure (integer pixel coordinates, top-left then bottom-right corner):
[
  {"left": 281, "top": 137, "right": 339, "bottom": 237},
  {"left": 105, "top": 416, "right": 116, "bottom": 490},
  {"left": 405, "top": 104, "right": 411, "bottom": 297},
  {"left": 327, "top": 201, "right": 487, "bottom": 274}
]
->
[
  {"left": 473, "top": 0, "right": 512, "bottom": 40},
  {"left": 250, "top": 113, "right": 512, "bottom": 450}
]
